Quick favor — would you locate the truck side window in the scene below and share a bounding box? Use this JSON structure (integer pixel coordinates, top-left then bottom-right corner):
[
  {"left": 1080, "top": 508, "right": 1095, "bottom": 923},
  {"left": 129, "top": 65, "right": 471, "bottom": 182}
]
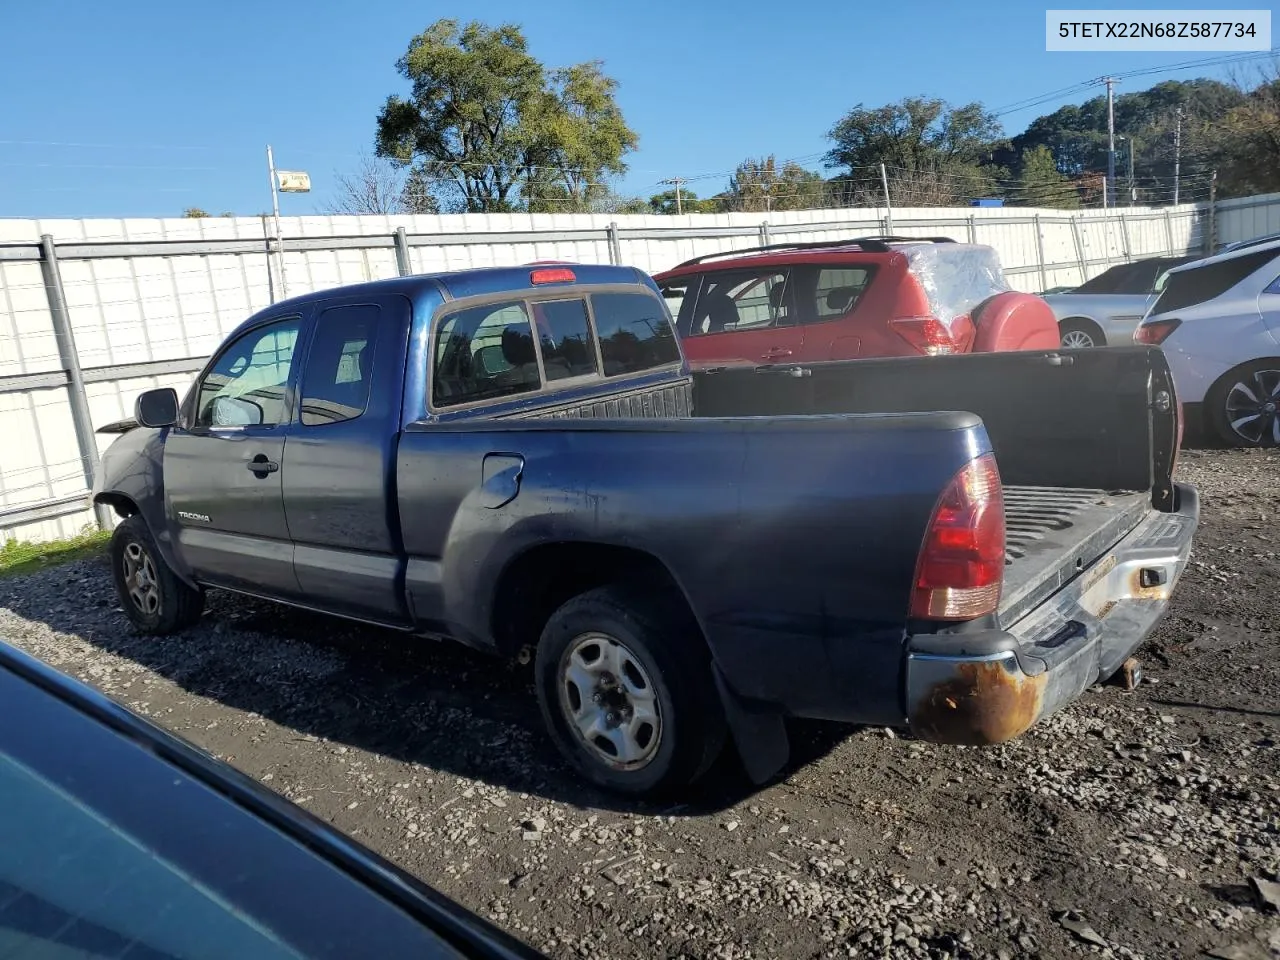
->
[
  {"left": 432, "top": 301, "right": 541, "bottom": 408},
  {"left": 589, "top": 293, "right": 682, "bottom": 376},
  {"left": 300, "top": 304, "right": 379, "bottom": 426},
  {"left": 530, "top": 299, "right": 598, "bottom": 381},
  {"left": 194, "top": 318, "right": 300, "bottom": 428}
]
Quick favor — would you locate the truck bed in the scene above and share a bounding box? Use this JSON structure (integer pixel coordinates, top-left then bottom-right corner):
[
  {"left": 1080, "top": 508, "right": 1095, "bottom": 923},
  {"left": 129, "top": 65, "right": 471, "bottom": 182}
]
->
[{"left": 1000, "top": 486, "right": 1149, "bottom": 625}]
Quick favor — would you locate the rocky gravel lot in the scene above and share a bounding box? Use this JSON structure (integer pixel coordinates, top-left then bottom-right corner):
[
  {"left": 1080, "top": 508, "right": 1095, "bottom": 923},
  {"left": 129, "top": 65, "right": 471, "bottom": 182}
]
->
[{"left": 3, "top": 449, "right": 1280, "bottom": 959}]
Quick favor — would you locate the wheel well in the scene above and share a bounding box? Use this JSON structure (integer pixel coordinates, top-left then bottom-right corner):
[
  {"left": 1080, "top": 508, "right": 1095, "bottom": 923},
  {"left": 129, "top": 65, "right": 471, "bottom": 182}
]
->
[
  {"left": 489, "top": 543, "right": 697, "bottom": 657},
  {"left": 1059, "top": 316, "right": 1106, "bottom": 343},
  {"left": 94, "top": 493, "right": 139, "bottom": 518}
]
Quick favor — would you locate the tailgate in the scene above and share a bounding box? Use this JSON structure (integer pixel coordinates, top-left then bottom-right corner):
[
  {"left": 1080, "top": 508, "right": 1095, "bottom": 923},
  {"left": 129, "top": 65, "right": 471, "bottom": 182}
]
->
[
  {"left": 691, "top": 345, "right": 1181, "bottom": 513},
  {"left": 1001, "top": 486, "right": 1149, "bottom": 626}
]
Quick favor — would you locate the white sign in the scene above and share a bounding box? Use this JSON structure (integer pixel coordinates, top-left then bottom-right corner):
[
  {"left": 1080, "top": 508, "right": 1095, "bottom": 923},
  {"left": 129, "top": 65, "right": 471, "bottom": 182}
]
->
[
  {"left": 276, "top": 170, "right": 312, "bottom": 193},
  {"left": 1046, "top": 9, "right": 1270, "bottom": 51}
]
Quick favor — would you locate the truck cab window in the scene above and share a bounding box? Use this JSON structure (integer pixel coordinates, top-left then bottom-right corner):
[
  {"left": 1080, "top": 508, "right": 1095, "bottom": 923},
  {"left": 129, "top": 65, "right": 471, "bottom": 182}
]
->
[
  {"left": 300, "top": 304, "right": 380, "bottom": 426},
  {"left": 531, "top": 299, "right": 598, "bottom": 381},
  {"left": 194, "top": 319, "right": 300, "bottom": 428},
  {"left": 589, "top": 292, "right": 682, "bottom": 375},
  {"left": 432, "top": 301, "right": 541, "bottom": 408}
]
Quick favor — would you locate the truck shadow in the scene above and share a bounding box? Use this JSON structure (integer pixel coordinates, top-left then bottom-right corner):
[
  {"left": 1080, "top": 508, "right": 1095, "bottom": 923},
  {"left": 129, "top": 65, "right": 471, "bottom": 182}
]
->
[{"left": 3, "top": 557, "right": 854, "bottom": 815}]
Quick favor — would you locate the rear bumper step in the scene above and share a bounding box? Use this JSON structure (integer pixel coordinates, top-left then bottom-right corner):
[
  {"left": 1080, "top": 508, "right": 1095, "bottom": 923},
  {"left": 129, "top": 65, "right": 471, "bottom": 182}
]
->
[{"left": 904, "top": 483, "right": 1199, "bottom": 746}]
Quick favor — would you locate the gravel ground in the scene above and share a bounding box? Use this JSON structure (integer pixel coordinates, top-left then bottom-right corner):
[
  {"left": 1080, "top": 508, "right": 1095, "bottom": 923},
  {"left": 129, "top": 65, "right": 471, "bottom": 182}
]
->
[{"left": 3, "top": 449, "right": 1280, "bottom": 960}]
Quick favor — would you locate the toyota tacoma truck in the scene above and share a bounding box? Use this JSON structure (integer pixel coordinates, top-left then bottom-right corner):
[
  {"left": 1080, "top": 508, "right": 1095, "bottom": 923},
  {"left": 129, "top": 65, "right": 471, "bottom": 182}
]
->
[{"left": 92, "top": 260, "right": 1199, "bottom": 797}]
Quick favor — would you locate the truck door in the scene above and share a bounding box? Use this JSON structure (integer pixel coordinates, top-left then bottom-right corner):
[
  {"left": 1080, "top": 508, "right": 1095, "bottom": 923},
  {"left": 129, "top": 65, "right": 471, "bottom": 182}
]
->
[
  {"left": 282, "top": 294, "right": 412, "bottom": 625},
  {"left": 164, "top": 314, "right": 304, "bottom": 597}
]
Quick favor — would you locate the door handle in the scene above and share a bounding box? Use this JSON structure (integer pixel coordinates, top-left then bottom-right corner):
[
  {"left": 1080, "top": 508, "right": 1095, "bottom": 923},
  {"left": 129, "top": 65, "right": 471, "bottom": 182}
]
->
[
  {"left": 763, "top": 348, "right": 793, "bottom": 360},
  {"left": 247, "top": 454, "right": 279, "bottom": 475}
]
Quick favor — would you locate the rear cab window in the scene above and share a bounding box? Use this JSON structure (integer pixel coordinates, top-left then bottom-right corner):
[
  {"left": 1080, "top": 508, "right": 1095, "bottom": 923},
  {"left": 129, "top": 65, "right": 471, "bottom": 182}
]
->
[
  {"left": 429, "top": 285, "right": 680, "bottom": 411},
  {"left": 589, "top": 292, "right": 682, "bottom": 375}
]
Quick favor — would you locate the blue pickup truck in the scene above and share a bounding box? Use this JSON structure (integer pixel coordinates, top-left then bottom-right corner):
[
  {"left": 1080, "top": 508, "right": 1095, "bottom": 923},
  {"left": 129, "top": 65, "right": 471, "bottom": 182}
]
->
[{"left": 93, "top": 259, "right": 1199, "bottom": 797}]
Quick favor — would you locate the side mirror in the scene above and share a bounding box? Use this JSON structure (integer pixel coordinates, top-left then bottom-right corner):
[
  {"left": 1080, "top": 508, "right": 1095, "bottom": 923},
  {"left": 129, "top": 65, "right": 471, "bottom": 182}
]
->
[{"left": 135, "top": 388, "right": 180, "bottom": 428}]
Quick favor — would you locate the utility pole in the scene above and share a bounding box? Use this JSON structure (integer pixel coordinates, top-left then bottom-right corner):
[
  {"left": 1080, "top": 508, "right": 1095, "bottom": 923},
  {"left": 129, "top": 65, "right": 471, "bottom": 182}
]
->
[
  {"left": 1126, "top": 138, "right": 1136, "bottom": 206},
  {"left": 266, "top": 145, "right": 287, "bottom": 299},
  {"left": 660, "top": 177, "right": 687, "bottom": 215},
  {"left": 1102, "top": 77, "right": 1117, "bottom": 209},
  {"left": 1173, "top": 105, "right": 1183, "bottom": 206},
  {"left": 1207, "top": 169, "right": 1218, "bottom": 254},
  {"left": 879, "top": 162, "right": 893, "bottom": 233}
]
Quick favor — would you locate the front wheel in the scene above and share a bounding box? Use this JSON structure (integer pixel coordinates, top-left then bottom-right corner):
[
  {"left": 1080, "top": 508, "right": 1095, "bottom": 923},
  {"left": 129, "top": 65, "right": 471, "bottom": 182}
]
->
[
  {"left": 110, "top": 514, "right": 205, "bottom": 634},
  {"left": 534, "top": 584, "right": 726, "bottom": 797},
  {"left": 1207, "top": 360, "right": 1280, "bottom": 448}
]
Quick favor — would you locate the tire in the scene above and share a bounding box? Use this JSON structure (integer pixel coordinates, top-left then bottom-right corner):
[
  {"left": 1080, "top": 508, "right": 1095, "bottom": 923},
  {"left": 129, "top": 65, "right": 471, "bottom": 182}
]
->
[
  {"left": 110, "top": 514, "right": 205, "bottom": 634},
  {"left": 1059, "top": 318, "right": 1104, "bottom": 349},
  {"left": 534, "top": 583, "right": 727, "bottom": 797},
  {"left": 1206, "top": 360, "right": 1280, "bottom": 449}
]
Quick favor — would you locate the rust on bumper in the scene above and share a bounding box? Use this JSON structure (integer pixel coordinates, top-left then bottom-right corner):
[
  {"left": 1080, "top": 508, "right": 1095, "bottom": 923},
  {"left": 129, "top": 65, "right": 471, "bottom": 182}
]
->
[{"left": 908, "top": 657, "right": 1047, "bottom": 746}]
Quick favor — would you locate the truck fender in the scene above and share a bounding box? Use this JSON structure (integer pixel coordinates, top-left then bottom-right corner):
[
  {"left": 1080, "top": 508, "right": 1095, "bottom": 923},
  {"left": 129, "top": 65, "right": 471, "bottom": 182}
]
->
[
  {"left": 711, "top": 664, "right": 790, "bottom": 785},
  {"left": 93, "top": 426, "right": 199, "bottom": 592}
]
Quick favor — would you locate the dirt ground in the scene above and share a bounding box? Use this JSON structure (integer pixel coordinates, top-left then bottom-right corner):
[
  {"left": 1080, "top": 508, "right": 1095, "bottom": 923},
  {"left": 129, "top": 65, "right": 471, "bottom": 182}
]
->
[{"left": 2, "top": 448, "right": 1279, "bottom": 960}]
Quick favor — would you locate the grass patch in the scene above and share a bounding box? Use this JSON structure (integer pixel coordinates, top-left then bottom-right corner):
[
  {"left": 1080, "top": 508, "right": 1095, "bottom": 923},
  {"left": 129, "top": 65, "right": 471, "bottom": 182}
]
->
[{"left": 0, "top": 527, "right": 111, "bottom": 579}]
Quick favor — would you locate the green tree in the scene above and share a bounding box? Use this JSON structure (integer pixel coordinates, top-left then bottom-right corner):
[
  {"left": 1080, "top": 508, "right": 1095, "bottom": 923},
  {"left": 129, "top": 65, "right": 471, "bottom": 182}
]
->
[
  {"left": 999, "top": 79, "right": 1248, "bottom": 201},
  {"left": 182, "top": 207, "right": 209, "bottom": 218},
  {"left": 1015, "top": 145, "right": 1079, "bottom": 208},
  {"left": 647, "top": 189, "right": 720, "bottom": 214},
  {"left": 1212, "top": 69, "right": 1280, "bottom": 197},
  {"left": 525, "top": 61, "right": 638, "bottom": 208},
  {"left": 824, "top": 97, "right": 1006, "bottom": 207},
  {"left": 728, "top": 156, "right": 827, "bottom": 212},
  {"left": 375, "top": 19, "right": 637, "bottom": 213}
]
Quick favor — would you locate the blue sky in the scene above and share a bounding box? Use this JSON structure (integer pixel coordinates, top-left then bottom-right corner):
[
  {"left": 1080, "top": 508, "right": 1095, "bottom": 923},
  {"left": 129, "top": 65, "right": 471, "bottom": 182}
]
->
[{"left": 0, "top": 1, "right": 1271, "bottom": 218}]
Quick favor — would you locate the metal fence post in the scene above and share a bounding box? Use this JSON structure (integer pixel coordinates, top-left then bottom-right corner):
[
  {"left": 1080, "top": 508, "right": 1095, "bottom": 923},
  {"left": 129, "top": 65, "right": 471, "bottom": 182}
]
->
[
  {"left": 759, "top": 221, "right": 771, "bottom": 246},
  {"left": 39, "top": 234, "right": 110, "bottom": 529},
  {"left": 393, "top": 226, "right": 411, "bottom": 276},
  {"left": 1069, "top": 216, "right": 1087, "bottom": 282},
  {"left": 1033, "top": 215, "right": 1048, "bottom": 293},
  {"left": 1119, "top": 213, "right": 1132, "bottom": 261},
  {"left": 966, "top": 215, "right": 977, "bottom": 244},
  {"left": 606, "top": 222, "right": 621, "bottom": 265},
  {"left": 1163, "top": 210, "right": 1176, "bottom": 253}
]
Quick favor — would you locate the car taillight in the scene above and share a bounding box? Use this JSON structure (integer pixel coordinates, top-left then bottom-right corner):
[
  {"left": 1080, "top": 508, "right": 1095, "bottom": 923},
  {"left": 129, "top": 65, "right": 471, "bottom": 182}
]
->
[
  {"left": 890, "top": 317, "right": 960, "bottom": 356},
  {"left": 1135, "top": 318, "right": 1181, "bottom": 344},
  {"left": 910, "top": 453, "right": 1005, "bottom": 621}
]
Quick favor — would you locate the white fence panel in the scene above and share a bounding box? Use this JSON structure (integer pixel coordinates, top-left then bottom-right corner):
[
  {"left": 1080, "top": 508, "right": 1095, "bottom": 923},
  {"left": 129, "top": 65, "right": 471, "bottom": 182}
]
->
[{"left": 2, "top": 194, "right": 1277, "bottom": 543}]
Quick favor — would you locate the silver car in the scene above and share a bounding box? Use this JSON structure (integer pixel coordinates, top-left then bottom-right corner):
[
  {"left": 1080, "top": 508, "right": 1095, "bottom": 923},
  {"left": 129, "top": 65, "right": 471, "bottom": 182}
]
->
[{"left": 1042, "top": 255, "right": 1200, "bottom": 348}]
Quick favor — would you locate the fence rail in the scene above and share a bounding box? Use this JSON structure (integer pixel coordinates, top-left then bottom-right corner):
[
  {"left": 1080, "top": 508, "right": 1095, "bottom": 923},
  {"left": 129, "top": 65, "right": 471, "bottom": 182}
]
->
[{"left": 0, "top": 194, "right": 1272, "bottom": 542}]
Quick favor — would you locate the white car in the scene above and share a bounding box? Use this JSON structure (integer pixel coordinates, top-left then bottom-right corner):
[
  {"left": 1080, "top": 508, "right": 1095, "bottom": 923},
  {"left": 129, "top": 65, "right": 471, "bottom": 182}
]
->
[{"left": 1134, "top": 238, "right": 1280, "bottom": 447}]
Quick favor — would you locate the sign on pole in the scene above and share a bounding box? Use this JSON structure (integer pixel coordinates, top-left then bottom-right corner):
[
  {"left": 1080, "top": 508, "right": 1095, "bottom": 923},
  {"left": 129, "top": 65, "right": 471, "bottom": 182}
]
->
[{"left": 276, "top": 170, "right": 311, "bottom": 193}]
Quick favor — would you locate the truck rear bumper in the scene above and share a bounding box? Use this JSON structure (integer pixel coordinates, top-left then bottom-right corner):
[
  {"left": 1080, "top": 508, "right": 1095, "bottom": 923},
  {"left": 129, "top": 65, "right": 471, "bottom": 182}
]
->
[{"left": 904, "top": 482, "right": 1199, "bottom": 746}]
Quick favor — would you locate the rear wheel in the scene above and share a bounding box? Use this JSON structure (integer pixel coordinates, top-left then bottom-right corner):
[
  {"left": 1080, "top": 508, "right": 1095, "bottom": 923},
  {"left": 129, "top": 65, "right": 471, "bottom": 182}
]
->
[
  {"left": 1207, "top": 360, "right": 1280, "bottom": 448},
  {"left": 534, "top": 583, "right": 726, "bottom": 797},
  {"left": 110, "top": 515, "right": 205, "bottom": 634},
  {"left": 1059, "top": 318, "right": 1104, "bottom": 349}
]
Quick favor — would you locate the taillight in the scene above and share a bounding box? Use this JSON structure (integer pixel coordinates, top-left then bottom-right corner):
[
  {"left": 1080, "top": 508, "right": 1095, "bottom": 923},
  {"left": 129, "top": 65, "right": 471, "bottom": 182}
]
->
[
  {"left": 910, "top": 453, "right": 1005, "bottom": 621},
  {"left": 1135, "top": 318, "right": 1181, "bottom": 344},
  {"left": 890, "top": 317, "right": 960, "bottom": 356}
]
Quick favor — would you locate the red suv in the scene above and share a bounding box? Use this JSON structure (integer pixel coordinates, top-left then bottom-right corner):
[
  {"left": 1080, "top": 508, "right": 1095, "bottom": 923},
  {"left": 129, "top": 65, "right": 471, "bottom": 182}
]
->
[{"left": 652, "top": 237, "right": 1060, "bottom": 369}]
